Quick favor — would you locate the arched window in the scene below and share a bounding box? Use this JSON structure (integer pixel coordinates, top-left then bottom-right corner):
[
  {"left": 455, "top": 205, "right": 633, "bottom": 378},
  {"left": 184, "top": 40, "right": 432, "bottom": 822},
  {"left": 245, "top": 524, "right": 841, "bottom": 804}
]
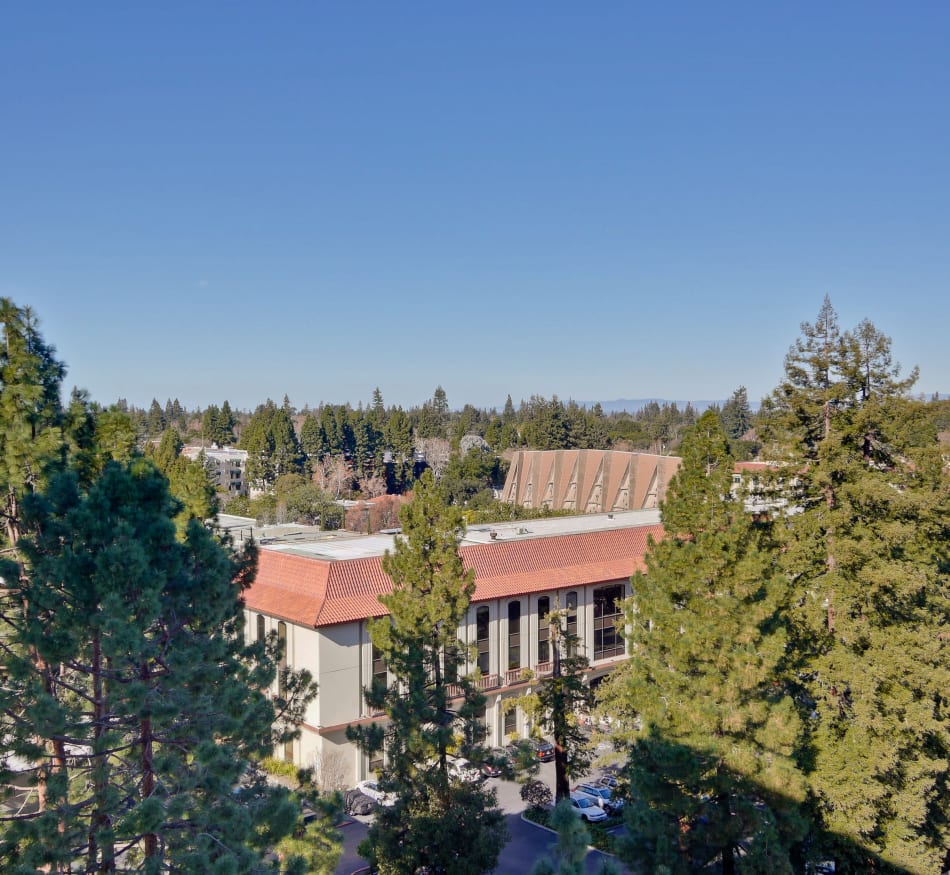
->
[
  {"left": 476, "top": 606, "right": 490, "bottom": 675},
  {"left": 507, "top": 601, "right": 521, "bottom": 670},
  {"left": 566, "top": 591, "right": 578, "bottom": 655},
  {"left": 372, "top": 644, "right": 387, "bottom": 689},
  {"left": 593, "top": 585, "right": 625, "bottom": 660},
  {"left": 537, "top": 596, "right": 550, "bottom": 664}
]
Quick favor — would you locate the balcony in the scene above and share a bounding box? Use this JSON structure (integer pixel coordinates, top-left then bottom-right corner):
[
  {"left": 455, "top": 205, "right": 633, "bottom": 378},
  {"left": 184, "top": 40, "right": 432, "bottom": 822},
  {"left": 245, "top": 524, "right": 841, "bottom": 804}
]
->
[
  {"left": 444, "top": 673, "right": 501, "bottom": 699},
  {"left": 505, "top": 667, "right": 533, "bottom": 686}
]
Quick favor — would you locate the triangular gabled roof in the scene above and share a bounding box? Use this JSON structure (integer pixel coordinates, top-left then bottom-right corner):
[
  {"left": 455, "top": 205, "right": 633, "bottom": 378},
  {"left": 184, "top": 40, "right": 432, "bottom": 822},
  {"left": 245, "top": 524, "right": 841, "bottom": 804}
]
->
[{"left": 502, "top": 450, "right": 681, "bottom": 513}]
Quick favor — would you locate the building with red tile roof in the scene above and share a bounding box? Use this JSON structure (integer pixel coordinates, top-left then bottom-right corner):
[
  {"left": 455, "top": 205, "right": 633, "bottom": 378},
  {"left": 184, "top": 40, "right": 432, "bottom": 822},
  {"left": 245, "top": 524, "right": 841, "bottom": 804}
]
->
[{"left": 242, "top": 509, "right": 664, "bottom": 787}]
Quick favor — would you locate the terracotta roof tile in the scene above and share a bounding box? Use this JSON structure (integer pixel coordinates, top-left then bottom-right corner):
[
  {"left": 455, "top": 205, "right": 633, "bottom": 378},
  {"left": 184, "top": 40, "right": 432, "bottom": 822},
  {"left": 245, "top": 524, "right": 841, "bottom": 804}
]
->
[{"left": 244, "top": 524, "right": 664, "bottom": 629}]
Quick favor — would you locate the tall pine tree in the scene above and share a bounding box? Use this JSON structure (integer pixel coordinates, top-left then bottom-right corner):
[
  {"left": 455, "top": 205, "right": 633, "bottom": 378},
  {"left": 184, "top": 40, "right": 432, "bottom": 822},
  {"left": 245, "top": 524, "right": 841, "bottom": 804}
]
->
[
  {"left": 599, "top": 410, "right": 807, "bottom": 875},
  {"left": 761, "top": 299, "right": 950, "bottom": 874},
  {"left": 347, "top": 470, "right": 507, "bottom": 875},
  {"left": 0, "top": 460, "right": 320, "bottom": 872}
]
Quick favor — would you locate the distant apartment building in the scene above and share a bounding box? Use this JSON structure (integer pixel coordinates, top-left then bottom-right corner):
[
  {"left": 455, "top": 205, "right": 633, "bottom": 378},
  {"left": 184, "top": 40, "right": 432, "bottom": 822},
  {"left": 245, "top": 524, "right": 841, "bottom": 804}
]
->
[
  {"left": 181, "top": 444, "right": 248, "bottom": 497},
  {"left": 501, "top": 449, "right": 681, "bottom": 513}
]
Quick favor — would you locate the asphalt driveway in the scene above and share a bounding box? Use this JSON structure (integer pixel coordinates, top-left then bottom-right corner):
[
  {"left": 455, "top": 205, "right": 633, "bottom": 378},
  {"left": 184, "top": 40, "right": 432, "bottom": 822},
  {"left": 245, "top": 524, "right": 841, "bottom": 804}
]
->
[{"left": 334, "top": 760, "right": 631, "bottom": 875}]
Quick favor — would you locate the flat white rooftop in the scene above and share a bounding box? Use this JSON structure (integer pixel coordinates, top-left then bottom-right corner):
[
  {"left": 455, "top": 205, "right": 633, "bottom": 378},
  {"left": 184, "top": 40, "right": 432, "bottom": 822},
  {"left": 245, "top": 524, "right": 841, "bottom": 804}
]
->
[{"left": 217, "top": 508, "right": 661, "bottom": 562}]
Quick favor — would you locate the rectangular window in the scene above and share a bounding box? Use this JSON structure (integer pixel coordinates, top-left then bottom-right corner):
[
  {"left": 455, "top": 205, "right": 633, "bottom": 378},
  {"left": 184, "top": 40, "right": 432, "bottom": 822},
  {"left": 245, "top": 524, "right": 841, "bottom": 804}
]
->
[
  {"left": 257, "top": 614, "right": 265, "bottom": 643},
  {"left": 507, "top": 601, "right": 521, "bottom": 671},
  {"left": 537, "top": 596, "right": 550, "bottom": 664},
  {"left": 566, "top": 591, "right": 578, "bottom": 655},
  {"left": 372, "top": 645, "right": 387, "bottom": 689},
  {"left": 476, "top": 607, "right": 490, "bottom": 675},
  {"left": 593, "top": 584, "right": 625, "bottom": 661}
]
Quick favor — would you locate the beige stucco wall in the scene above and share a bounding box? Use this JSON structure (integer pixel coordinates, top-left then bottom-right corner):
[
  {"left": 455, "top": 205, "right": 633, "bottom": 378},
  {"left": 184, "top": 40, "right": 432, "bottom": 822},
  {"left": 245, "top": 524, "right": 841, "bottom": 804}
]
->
[{"left": 246, "top": 577, "right": 631, "bottom": 786}]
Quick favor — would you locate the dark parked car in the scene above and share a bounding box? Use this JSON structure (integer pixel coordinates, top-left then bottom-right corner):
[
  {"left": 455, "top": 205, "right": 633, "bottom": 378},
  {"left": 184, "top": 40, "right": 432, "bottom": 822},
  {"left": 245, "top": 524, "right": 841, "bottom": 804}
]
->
[
  {"left": 344, "top": 788, "right": 377, "bottom": 816},
  {"left": 530, "top": 738, "right": 555, "bottom": 762},
  {"left": 480, "top": 747, "right": 512, "bottom": 777}
]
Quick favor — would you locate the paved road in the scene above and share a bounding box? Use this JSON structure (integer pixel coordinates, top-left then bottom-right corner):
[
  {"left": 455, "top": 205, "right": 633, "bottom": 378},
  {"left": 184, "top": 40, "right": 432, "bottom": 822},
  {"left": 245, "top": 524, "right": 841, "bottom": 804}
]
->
[{"left": 334, "top": 760, "right": 631, "bottom": 875}]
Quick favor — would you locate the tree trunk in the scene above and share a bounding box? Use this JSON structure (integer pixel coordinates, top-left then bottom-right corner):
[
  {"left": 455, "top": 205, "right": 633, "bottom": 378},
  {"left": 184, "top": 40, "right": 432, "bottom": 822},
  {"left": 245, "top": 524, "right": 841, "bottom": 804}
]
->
[
  {"left": 551, "top": 622, "right": 570, "bottom": 802},
  {"left": 90, "top": 632, "right": 116, "bottom": 872},
  {"left": 140, "top": 661, "right": 158, "bottom": 862}
]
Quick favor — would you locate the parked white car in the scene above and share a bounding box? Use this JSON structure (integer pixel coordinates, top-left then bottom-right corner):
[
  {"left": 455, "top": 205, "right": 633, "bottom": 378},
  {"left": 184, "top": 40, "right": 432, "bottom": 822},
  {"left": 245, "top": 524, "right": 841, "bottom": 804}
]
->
[
  {"left": 447, "top": 756, "right": 482, "bottom": 783},
  {"left": 574, "top": 782, "right": 623, "bottom": 815},
  {"left": 569, "top": 792, "right": 608, "bottom": 822},
  {"left": 355, "top": 779, "right": 396, "bottom": 807}
]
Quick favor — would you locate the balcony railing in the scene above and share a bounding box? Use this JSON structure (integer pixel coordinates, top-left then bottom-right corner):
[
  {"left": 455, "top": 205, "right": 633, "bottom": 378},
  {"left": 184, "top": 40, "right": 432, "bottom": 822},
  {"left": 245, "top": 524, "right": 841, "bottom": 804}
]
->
[
  {"left": 444, "top": 674, "right": 501, "bottom": 699},
  {"left": 374, "top": 654, "right": 624, "bottom": 708},
  {"left": 476, "top": 673, "right": 501, "bottom": 691},
  {"left": 505, "top": 668, "right": 532, "bottom": 686}
]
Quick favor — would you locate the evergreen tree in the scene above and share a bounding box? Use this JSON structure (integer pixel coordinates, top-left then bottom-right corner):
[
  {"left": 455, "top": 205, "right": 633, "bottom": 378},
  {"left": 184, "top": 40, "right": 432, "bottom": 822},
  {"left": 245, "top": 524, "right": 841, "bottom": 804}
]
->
[
  {"left": 92, "top": 406, "right": 138, "bottom": 470},
  {"left": 599, "top": 410, "right": 807, "bottom": 875},
  {"left": 384, "top": 407, "right": 414, "bottom": 492},
  {"left": 370, "top": 387, "right": 386, "bottom": 424},
  {"left": 720, "top": 385, "right": 752, "bottom": 440},
  {"left": 0, "top": 298, "right": 67, "bottom": 547},
  {"left": 201, "top": 403, "right": 221, "bottom": 444},
  {"left": 530, "top": 799, "right": 598, "bottom": 875},
  {"left": 347, "top": 470, "right": 507, "bottom": 875},
  {"left": 0, "top": 460, "right": 321, "bottom": 872},
  {"left": 761, "top": 300, "right": 949, "bottom": 874},
  {"left": 431, "top": 385, "right": 448, "bottom": 418},
  {"left": 145, "top": 398, "right": 165, "bottom": 439},
  {"left": 522, "top": 396, "right": 570, "bottom": 450},
  {"left": 270, "top": 407, "right": 304, "bottom": 479},
  {"left": 151, "top": 427, "right": 183, "bottom": 473},
  {"left": 513, "top": 605, "right": 593, "bottom": 802},
  {"left": 166, "top": 454, "right": 218, "bottom": 535},
  {"left": 299, "top": 412, "right": 328, "bottom": 464},
  {"left": 240, "top": 401, "right": 278, "bottom": 489},
  {"left": 170, "top": 397, "right": 185, "bottom": 429},
  {"left": 218, "top": 399, "right": 236, "bottom": 445},
  {"left": 350, "top": 408, "right": 374, "bottom": 477}
]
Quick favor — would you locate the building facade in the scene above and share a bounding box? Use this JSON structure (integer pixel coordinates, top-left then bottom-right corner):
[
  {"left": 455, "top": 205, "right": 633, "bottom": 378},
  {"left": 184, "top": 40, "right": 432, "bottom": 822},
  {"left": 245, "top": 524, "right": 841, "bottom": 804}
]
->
[
  {"left": 181, "top": 444, "right": 248, "bottom": 496},
  {"left": 242, "top": 510, "right": 663, "bottom": 788}
]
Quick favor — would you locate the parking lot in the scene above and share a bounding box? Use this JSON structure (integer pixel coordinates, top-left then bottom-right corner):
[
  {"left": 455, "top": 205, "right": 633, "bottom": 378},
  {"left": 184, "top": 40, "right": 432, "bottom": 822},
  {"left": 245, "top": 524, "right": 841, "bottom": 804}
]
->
[{"left": 334, "top": 760, "right": 631, "bottom": 875}]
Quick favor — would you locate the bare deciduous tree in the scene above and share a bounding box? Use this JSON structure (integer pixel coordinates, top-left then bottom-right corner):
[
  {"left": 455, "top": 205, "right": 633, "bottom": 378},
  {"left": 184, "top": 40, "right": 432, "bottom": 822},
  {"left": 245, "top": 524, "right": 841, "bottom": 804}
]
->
[
  {"left": 312, "top": 456, "right": 353, "bottom": 499},
  {"left": 414, "top": 436, "right": 451, "bottom": 480},
  {"left": 358, "top": 473, "right": 387, "bottom": 499}
]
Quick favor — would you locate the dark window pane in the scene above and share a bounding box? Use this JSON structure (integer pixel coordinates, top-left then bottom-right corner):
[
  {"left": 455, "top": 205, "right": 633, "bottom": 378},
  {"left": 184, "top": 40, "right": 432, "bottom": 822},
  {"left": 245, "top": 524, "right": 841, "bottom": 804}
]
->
[
  {"left": 508, "top": 600, "right": 521, "bottom": 670},
  {"left": 477, "top": 606, "right": 490, "bottom": 674}
]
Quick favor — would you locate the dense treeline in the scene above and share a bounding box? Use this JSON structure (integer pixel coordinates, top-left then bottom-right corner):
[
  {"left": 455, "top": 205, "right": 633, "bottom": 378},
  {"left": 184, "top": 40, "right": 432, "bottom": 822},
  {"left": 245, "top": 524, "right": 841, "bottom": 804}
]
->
[
  {"left": 117, "top": 388, "right": 711, "bottom": 467},
  {"left": 112, "top": 367, "right": 949, "bottom": 533}
]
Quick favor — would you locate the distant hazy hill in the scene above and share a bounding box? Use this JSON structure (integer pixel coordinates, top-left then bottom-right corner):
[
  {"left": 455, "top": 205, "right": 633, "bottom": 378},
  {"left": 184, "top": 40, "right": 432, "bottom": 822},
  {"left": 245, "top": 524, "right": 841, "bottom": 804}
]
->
[{"left": 584, "top": 398, "right": 724, "bottom": 415}]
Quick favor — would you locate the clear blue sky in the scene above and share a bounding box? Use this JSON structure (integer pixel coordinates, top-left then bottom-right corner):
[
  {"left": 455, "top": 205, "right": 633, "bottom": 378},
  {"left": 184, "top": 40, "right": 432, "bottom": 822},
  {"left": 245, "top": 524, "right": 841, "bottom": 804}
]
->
[{"left": 3, "top": 3, "right": 948, "bottom": 412}]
